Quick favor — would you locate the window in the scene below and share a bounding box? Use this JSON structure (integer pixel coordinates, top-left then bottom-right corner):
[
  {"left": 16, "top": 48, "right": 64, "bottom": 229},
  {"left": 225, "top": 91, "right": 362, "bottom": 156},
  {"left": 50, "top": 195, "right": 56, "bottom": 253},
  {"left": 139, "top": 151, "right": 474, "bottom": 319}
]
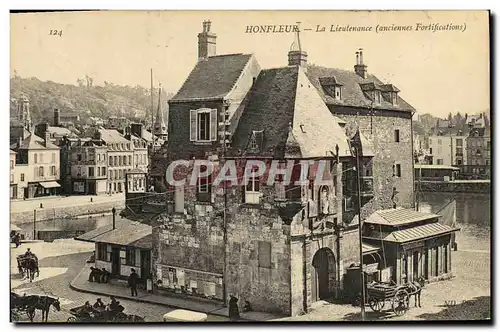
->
[
  {"left": 102, "top": 167, "right": 106, "bottom": 176},
  {"left": 394, "top": 164, "right": 401, "bottom": 177},
  {"left": 429, "top": 148, "right": 433, "bottom": 154},
  {"left": 20, "top": 173, "right": 24, "bottom": 182},
  {"left": 97, "top": 243, "right": 107, "bottom": 261},
  {"left": 119, "top": 156, "right": 123, "bottom": 166},
  {"left": 190, "top": 108, "right": 217, "bottom": 142},
  {"left": 51, "top": 153, "right": 56, "bottom": 163},
  {"left": 198, "top": 112, "right": 210, "bottom": 141},
  {"left": 97, "top": 154, "right": 101, "bottom": 162},
  {"left": 103, "top": 154, "right": 106, "bottom": 162},
  {"left": 438, "top": 139, "right": 442, "bottom": 145},
  {"left": 10, "top": 160, "right": 14, "bottom": 169},
  {"left": 394, "top": 129, "right": 400, "bottom": 143},
  {"left": 128, "top": 155, "right": 131, "bottom": 165},
  {"left": 457, "top": 159, "right": 462, "bottom": 165},
  {"left": 109, "top": 156, "right": 114, "bottom": 166},
  {"left": 244, "top": 174, "right": 260, "bottom": 204},
  {"left": 40, "top": 153, "right": 44, "bottom": 163},
  {"left": 197, "top": 166, "right": 212, "bottom": 202},
  {"left": 34, "top": 153, "right": 38, "bottom": 164},
  {"left": 77, "top": 166, "right": 82, "bottom": 177},
  {"left": 109, "top": 170, "right": 113, "bottom": 179},
  {"left": 429, "top": 138, "right": 432, "bottom": 145},
  {"left": 39, "top": 166, "right": 44, "bottom": 177},
  {"left": 258, "top": 241, "right": 271, "bottom": 268},
  {"left": 97, "top": 167, "right": 101, "bottom": 177},
  {"left": 89, "top": 152, "right": 94, "bottom": 161},
  {"left": 135, "top": 155, "right": 138, "bottom": 166},
  {"left": 437, "top": 147, "right": 442, "bottom": 154},
  {"left": 89, "top": 167, "right": 95, "bottom": 177},
  {"left": 456, "top": 139, "right": 463, "bottom": 147},
  {"left": 125, "top": 248, "right": 135, "bottom": 266},
  {"left": 77, "top": 154, "right": 82, "bottom": 162},
  {"left": 51, "top": 166, "right": 56, "bottom": 176},
  {"left": 114, "top": 156, "right": 118, "bottom": 166},
  {"left": 437, "top": 159, "right": 444, "bottom": 165}
]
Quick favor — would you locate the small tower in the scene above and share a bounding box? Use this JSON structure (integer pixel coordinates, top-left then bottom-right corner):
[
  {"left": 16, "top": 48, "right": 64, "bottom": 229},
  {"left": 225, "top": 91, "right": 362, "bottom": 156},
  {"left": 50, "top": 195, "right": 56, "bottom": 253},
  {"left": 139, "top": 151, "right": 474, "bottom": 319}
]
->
[
  {"left": 153, "top": 86, "right": 168, "bottom": 140},
  {"left": 18, "top": 95, "right": 33, "bottom": 132},
  {"left": 198, "top": 20, "right": 217, "bottom": 59},
  {"left": 288, "top": 22, "right": 308, "bottom": 68}
]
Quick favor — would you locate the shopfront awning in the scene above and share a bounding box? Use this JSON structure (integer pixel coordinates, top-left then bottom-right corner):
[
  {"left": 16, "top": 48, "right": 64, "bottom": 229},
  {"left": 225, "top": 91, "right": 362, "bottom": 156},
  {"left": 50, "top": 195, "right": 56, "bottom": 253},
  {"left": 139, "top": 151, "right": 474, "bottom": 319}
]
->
[{"left": 40, "top": 181, "right": 61, "bottom": 188}]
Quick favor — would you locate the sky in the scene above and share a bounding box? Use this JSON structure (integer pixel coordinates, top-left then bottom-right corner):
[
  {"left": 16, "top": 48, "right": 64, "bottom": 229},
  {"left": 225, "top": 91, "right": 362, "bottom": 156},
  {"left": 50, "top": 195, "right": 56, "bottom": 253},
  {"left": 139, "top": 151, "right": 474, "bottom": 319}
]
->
[{"left": 10, "top": 10, "right": 490, "bottom": 118}]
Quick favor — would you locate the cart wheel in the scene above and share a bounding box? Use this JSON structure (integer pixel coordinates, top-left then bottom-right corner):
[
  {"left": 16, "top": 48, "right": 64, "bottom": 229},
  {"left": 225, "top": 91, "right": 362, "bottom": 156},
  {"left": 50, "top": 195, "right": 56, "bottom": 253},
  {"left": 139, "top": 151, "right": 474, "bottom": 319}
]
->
[
  {"left": 67, "top": 317, "right": 77, "bottom": 323},
  {"left": 392, "top": 289, "right": 409, "bottom": 316},
  {"left": 369, "top": 298, "right": 385, "bottom": 312}
]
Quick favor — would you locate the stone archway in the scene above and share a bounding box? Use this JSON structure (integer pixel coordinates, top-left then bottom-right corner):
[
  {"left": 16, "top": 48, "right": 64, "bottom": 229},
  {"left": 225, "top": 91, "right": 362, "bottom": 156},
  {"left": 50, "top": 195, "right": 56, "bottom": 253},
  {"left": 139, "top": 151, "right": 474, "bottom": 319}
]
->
[{"left": 311, "top": 247, "right": 336, "bottom": 302}]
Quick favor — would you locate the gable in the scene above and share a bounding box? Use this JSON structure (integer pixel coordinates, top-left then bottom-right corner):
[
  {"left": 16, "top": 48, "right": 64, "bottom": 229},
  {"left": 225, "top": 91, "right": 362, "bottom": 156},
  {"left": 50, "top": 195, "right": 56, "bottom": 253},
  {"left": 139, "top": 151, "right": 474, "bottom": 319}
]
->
[{"left": 171, "top": 54, "right": 255, "bottom": 102}]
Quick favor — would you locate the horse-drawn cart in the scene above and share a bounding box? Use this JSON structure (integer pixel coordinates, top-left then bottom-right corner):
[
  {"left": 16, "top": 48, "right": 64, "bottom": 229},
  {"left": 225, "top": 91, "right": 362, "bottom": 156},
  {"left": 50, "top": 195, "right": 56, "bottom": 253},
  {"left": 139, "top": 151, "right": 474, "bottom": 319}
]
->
[
  {"left": 66, "top": 305, "right": 144, "bottom": 323},
  {"left": 366, "top": 283, "right": 410, "bottom": 316}
]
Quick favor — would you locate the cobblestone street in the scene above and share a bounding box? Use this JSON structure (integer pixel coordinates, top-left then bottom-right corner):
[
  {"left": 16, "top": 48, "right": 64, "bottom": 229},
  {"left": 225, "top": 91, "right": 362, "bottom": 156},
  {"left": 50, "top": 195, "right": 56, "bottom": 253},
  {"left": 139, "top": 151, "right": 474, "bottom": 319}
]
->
[
  {"left": 278, "top": 225, "right": 491, "bottom": 321},
  {"left": 11, "top": 223, "right": 490, "bottom": 322},
  {"left": 10, "top": 240, "right": 228, "bottom": 322}
]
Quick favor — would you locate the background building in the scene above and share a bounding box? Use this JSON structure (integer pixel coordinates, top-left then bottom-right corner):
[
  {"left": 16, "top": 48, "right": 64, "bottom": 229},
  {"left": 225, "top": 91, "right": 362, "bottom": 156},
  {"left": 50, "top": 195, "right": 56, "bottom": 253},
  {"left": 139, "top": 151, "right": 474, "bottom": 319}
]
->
[{"left": 70, "top": 140, "right": 108, "bottom": 195}]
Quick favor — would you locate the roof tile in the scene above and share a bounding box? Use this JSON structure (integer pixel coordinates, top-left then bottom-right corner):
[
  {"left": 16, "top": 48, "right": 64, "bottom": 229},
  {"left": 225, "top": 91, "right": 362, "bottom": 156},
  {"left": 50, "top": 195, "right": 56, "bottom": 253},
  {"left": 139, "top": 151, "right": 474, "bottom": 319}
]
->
[{"left": 171, "top": 54, "right": 253, "bottom": 101}]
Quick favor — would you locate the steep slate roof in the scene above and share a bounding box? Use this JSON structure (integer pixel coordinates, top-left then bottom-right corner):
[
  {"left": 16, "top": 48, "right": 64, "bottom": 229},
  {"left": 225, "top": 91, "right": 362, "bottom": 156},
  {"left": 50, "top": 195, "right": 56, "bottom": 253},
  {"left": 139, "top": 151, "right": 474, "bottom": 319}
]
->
[
  {"left": 230, "top": 66, "right": 350, "bottom": 159},
  {"left": 230, "top": 66, "right": 298, "bottom": 157},
  {"left": 306, "top": 64, "right": 415, "bottom": 112},
  {"left": 12, "top": 133, "right": 59, "bottom": 150},
  {"left": 171, "top": 54, "right": 253, "bottom": 102}
]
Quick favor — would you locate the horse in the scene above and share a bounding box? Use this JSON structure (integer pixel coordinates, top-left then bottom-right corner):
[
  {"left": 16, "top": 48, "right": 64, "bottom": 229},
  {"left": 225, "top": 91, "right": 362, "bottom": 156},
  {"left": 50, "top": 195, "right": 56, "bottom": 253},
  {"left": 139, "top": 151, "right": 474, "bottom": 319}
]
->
[
  {"left": 24, "top": 295, "right": 61, "bottom": 322},
  {"left": 17, "top": 256, "right": 39, "bottom": 282},
  {"left": 406, "top": 276, "right": 426, "bottom": 308}
]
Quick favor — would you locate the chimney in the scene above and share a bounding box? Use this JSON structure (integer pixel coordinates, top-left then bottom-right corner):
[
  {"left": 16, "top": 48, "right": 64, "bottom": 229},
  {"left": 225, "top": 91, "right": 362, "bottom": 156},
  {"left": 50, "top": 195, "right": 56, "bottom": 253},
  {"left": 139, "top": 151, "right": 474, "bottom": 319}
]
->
[
  {"left": 354, "top": 48, "right": 368, "bottom": 79},
  {"left": 288, "top": 22, "right": 308, "bottom": 68},
  {"left": 53, "top": 108, "right": 60, "bottom": 127},
  {"left": 45, "top": 131, "right": 51, "bottom": 147},
  {"left": 198, "top": 20, "right": 217, "bottom": 59}
]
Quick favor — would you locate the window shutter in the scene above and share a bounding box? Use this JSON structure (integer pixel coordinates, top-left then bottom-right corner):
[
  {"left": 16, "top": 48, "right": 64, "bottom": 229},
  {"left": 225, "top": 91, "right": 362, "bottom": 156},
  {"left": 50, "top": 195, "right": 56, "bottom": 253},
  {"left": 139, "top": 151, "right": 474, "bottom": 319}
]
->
[
  {"left": 190, "top": 110, "right": 197, "bottom": 141},
  {"left": 210, "top": 109, "right": 218, "bottom": 141}
]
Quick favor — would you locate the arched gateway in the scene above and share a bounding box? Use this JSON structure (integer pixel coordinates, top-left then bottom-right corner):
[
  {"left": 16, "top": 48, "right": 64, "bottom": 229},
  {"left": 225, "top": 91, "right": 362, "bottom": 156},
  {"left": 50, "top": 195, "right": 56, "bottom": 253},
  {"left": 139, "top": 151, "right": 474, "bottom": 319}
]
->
[{"left": 311, "top": 247, "right": 336, "bottom": 302}]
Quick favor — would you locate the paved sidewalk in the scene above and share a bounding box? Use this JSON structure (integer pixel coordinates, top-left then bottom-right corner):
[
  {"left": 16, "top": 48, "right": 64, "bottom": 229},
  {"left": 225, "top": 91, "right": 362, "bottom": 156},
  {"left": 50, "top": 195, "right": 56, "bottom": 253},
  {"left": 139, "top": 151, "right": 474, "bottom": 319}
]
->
[
  {"left": 70, "top": 266, "right": 284, "bottom": 321},
  {"left": 10, "top": 193, "right": 125, "bottom": 214}
]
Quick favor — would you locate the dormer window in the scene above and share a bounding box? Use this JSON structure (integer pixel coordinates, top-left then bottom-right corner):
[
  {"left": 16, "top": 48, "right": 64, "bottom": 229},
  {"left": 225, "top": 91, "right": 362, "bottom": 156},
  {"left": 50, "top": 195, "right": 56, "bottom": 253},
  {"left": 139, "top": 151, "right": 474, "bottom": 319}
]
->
[
  {"left": 319, "top": 76, "right": 343, "bottom": 101},
  {"left": 248, "top": 130, "right": 264, "bottom": 152}
]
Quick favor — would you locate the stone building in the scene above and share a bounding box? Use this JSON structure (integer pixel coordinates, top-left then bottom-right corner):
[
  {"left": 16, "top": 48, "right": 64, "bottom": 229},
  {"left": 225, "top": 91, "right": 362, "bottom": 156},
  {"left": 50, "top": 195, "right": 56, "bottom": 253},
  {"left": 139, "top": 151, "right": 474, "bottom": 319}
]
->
[
  {"left": 304, "top": 50, "right": 416, "bottom": 227},
  {"left": 466, "top": 126, "right": 490, "bottom": 178},
  {"left": 70, "top": 140, "right": 108, "bottom": 195},
  {"left": 144, "top": 21, "right": 420, "bottom": 317},
  {"left": 10, "top": 131, "right": 61, "bottom": 198}
]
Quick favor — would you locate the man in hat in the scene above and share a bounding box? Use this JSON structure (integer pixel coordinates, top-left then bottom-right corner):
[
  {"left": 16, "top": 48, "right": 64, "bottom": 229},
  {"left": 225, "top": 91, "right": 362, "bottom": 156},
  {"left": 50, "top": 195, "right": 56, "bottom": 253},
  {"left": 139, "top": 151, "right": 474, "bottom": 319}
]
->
[{"left": 128, "top": 268, "right": 139, "bottom": 297}]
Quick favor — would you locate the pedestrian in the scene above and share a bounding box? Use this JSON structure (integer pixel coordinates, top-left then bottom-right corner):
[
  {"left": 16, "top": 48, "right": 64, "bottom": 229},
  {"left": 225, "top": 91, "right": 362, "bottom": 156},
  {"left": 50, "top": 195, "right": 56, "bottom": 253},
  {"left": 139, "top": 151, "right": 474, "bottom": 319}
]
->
[
  {"left": 93, "top": 298, "right": 105, "bottom": 309},
  {"left": 128, "top": 268, "right": 139, "bottom": 297},
  {"left": 228, "top": 295, "right": 240, "bottom": 321},
  {"left": 101, "top": 268, "right": 110, "bottom": 283}
]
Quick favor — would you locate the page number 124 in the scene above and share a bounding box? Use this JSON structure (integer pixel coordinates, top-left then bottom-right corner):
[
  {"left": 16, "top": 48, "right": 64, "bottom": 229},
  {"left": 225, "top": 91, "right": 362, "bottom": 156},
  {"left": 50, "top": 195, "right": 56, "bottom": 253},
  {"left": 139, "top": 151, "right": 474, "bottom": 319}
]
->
[{"left": 49, "top": 30, "right": 63, "bottom": 37}]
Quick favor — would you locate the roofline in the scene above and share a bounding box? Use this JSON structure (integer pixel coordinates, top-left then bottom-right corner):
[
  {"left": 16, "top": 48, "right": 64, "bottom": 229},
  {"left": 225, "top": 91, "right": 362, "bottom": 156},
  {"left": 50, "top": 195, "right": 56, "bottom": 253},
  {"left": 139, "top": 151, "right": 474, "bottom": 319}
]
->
[
  {"left": 325, "top": 102, "right": 415, "bottom": 114},
  {"left": 224, "top": 53, "right": 256, "bottom": 99},
  {"left": 169, "top": 96, "right": 224, "bottom": 104},
  {"left": 363, "top": 227, "right": 460, "bottom": 244}
]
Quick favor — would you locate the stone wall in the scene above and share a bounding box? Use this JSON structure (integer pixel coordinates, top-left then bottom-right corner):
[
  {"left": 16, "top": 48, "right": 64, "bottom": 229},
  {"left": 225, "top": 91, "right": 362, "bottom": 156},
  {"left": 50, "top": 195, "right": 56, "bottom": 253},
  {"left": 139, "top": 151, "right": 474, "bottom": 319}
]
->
[
  {"left": 11, "top": 200, "right": 125, "bottom": 224},
  {"left": 330, "top": 106, "right": 414, "bottom": 223}
]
